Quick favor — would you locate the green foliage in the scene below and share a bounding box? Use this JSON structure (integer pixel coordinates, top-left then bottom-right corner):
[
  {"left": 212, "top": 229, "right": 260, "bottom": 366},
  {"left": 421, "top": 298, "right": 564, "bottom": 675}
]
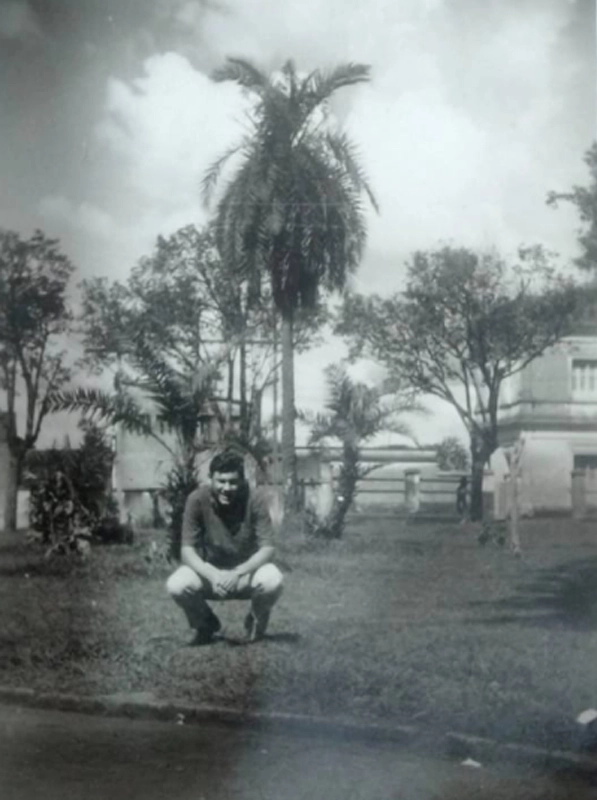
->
[
  {"left": 48, "top": 386, "right": 154, "bottom": 437},
  {"left": 80, "top": 225, "right": 229, "bottom": 374},
  {"left": 162, "top": 458, "right": 198, "bottom": 562},
  {"left": 27, "top": 423, "right": 131, "bottom": 554},
  {"left": 0, "top": 228, "right": 75, "bottom": 529},
  {"left": 79, "top": 223, "right": 325, "bottom": 449},
  {"left": 47, "top": 354, "right": 215, "bottom": 557},
  {"left": 436, "top": 437, "right": 469, "bottom": 471},
  {"left": 305, "top": 364, "right": 418, "bottom": 538},
  {"left": 547, "top": 142, "right": 597, "bottom": 272},
  {"left": 337, "top": 246, "right": 579, "bottom": 519},
  {"left": 205, "top": 58, "right": 377, "bottom": 318}
]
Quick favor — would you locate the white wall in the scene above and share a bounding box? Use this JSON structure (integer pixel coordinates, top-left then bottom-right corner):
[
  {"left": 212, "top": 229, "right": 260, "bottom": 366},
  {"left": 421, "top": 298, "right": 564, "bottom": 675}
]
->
[{"left": 492, "top": 430, "right": 597, "bottom": 514}]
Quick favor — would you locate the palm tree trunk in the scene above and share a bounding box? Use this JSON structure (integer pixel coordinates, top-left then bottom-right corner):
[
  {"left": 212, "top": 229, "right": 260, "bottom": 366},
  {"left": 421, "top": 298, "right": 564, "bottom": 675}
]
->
[
  {"left": 280, "top": 311, "right": 298, "bottom": 509},
  {"left": 328, "top": 442, "right": 359, "bottom": 538}
]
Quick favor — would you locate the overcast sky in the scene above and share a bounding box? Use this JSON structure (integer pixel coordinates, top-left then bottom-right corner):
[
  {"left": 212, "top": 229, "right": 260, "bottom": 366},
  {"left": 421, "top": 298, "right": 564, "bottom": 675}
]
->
[{"left": 1, "top": 0, "right": 595, "bottom": 446}]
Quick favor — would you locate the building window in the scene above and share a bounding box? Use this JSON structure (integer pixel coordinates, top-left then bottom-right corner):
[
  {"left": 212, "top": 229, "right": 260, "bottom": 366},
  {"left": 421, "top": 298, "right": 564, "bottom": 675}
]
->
[
  {"left": 574, "top": 454, "right": 597, "bottom": 471},
  {"left": 571, "top": 359, "right": 597, "bottom": 394}
]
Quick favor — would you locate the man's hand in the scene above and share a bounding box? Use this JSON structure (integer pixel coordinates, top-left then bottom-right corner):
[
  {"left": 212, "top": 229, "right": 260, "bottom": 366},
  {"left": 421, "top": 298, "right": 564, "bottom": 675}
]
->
[{"left": 211, "top": 569, "right": 240, "bottom": 597}]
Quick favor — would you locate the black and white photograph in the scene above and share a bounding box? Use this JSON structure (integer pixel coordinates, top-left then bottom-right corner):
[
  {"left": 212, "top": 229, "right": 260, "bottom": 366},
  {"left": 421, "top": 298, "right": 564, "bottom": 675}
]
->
[{"left": 0, "top": 1, "right": 596, "bottom": 797}]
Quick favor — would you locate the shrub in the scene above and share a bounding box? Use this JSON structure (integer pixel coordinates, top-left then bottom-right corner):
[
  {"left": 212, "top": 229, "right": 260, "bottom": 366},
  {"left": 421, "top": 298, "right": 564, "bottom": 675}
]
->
[
  {"left": 27, "top": 422, "right": 132, "bottom": 553},
  {"left": 436, "top": 437, "right": 469, "bottom": 472},
  {"left": 162, "top": 459, "right": 198, "bottom": 562}
]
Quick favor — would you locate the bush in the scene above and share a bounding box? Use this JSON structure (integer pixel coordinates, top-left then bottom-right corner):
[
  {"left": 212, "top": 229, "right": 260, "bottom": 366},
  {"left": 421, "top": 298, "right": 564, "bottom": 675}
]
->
[
  {"left": 436, "top": 437, "right": 469, "bottom": 472},
  {"left": 162, "top": 460, "right": 198, "bottom": 562},
  {"left": 91, "top": 496, "right": 134, "bottom": 545},
  {"left": 27, "top": 422, "right": 130, "bottom": 554}
]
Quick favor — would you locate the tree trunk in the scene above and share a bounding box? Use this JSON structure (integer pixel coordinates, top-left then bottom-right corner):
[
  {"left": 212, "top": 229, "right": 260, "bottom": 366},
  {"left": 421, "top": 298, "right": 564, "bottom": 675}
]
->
[
  {"left": 4, "top": 447, "right": 22, "bottom": 532},
  {"left": 280, "top": 312, "right": 298, "bottom": 510},
  {"left": 469, "top": 451, "right": 485, "bottom": 521},
  {"left": 328, "top": 443, "right": 359, "bottom": 538},
  {"left": 239, "top": 342, "right": 248, "bottom": 438},
  {"left": 226, "top": 356, "right": 234, "bottom": 423},
  {"left": 250, "top": 386, "right": 263, "bottom": 441}
]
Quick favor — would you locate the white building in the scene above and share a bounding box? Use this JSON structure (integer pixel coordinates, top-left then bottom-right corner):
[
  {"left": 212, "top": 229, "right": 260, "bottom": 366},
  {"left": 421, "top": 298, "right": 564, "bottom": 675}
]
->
[{"left": 493, "top": 329, "right": 597, "bottom": 516}]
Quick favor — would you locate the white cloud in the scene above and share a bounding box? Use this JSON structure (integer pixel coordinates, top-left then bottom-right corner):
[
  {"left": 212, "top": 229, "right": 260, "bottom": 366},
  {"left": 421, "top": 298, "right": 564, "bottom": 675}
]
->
[
  {"left": 0, "top": 1, "right": 41, "bottom": 40},
  {"left": 90, "top": 1, "right": 585, "bottom": 286},
  {"left": 96, "top": 52, "right": 250, "bottom": 213},
  {"left": 39, "top": 195, "right": 122, "bottom": 240},
  {"left": 55, "top": 0, "right": 587, "bottom": 440}
]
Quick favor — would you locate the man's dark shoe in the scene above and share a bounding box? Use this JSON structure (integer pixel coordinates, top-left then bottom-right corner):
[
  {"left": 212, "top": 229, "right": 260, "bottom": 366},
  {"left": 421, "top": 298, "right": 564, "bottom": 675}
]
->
[
  {"left": 187, "top": 614, "right": 221, "bottom": 647},
  {"left": 244, "top": 609, "right": 270, "bottom": 642},
  {"left": 187, "top": 629, "right": 216, "bottom": 646}
]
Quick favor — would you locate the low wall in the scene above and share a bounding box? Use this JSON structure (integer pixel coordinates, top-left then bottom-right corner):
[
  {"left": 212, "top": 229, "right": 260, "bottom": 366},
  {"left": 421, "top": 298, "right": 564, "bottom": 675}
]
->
[{"left": 298, "top": 471, "right": 473, "bottom": 516}]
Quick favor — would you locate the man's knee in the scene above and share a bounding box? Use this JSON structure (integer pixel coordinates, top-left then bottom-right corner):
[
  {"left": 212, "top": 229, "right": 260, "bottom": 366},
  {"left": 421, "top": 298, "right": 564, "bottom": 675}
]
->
[
  {"left": 252, "top": 563, "right": 284, "bottom": 596},
  {"left": 166, "top": 565, "right": 202, "bottom": 598}
]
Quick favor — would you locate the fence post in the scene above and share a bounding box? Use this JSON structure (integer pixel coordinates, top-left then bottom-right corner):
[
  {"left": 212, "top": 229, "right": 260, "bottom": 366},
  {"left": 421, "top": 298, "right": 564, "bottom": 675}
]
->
[
  {"left": 571, "top": 469, "right": 587, "bottom": 519},
  {"left": 404, "top": 469, "right": 421, "bottom": 514}
]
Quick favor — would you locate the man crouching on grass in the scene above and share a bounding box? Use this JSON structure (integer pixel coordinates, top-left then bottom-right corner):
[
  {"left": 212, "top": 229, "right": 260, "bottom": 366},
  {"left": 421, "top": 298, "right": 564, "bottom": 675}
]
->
[{"left": 166, "top": 449, "right": 283, "bottom": 646}]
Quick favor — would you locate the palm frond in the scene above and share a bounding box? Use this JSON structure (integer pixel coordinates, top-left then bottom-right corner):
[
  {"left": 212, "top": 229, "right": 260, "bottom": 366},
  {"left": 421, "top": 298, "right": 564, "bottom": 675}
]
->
[
  {"left": 202, "top": 141, "right": 246, "bottom": 207},
  {"left": 300, "top": 63, "right": 371, "bottom": 121},
  {"left": 208, "top": 60, "right": 376, "bottom": 317},
  {"left": 47, "top": 387, "right": 154, "bottom": 438},
  {"left": 315, "top": 62, "right": 371, "bottom": 94},
  {"left": 211, "top": 57, "right": 270, "bottom": 92},
  {"left": 325, "top": 132, "right": 379, "bottom": 213}
]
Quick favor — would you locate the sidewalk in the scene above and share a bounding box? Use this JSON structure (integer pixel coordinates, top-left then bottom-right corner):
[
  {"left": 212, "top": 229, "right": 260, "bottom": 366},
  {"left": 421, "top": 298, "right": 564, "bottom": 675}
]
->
[
  {"left": 1, "top": 685, "right": 596, "bottom": 785},
  {"left": 1, "top": 704, "right": 595, "bottom": 800}
]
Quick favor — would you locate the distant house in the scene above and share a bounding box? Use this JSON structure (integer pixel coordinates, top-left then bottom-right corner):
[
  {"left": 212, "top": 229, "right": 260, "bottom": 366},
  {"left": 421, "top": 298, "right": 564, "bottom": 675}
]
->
[{"left": 493, "top": 312, "right": 597, "bottom": 515}]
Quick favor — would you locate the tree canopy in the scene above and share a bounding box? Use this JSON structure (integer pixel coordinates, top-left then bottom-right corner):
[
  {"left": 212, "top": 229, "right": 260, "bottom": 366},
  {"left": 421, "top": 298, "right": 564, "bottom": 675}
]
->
[
  {"left": 204, "top": 58, "right": 377, "bottom": 317},
  {"left": 0, "top": 228, "right": 75, "bottom": 530},
  {"left": 80, "top": 223, "right": 326, "bottom": 444},
  {"left": 547, "top": 142, "right": 597, "bottom": 272},
  {"left": 336, "top": 245, "right": 579, "bottom": 519}
]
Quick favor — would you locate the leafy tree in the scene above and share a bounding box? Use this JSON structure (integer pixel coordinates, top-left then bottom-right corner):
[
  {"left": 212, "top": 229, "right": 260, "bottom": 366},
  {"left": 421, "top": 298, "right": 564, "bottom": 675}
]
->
[
  {"left": 336, "top": 246, "right": 578, "bottom": 520},
  {"left": 547, "top": 142, "right": 597, "bottom": 272},
  {"left": 0, "top": 229, "right": 74, "bottom": 531},
  {"left": 204, "top": 58, "right": 377, "bottom": 506},
  {"left": 305, "top": 364, "right": 418, "bottom": 538},
  {"left": 435, "top": 436, "right": 469, "bottom": 472},
  {"left": 81, "top": 224, "right": 326, "bottom": 451}
]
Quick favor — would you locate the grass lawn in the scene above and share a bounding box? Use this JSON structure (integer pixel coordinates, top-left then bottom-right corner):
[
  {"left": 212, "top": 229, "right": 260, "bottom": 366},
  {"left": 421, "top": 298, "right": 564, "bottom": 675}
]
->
[{"left": 1, "top": 517, "right": 596, "bottom": 750}]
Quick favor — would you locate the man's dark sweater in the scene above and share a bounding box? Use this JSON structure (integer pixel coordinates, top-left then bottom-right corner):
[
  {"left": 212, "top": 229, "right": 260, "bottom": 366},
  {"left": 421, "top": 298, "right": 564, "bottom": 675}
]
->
[{"left": 181, "top": 484, "right": 274, "bottom": 569}]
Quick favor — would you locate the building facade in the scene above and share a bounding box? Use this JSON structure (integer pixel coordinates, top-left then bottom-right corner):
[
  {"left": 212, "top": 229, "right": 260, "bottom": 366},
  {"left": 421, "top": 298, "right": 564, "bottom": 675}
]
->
[{"left": 493, "top": 334, "right": 597, "bottom": 515}]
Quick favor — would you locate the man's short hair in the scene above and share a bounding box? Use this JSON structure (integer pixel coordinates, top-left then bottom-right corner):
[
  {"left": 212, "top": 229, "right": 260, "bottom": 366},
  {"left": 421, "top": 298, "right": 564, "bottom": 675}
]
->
[{"left": 209, "top": 448, "right": 245, "bottom": 479}]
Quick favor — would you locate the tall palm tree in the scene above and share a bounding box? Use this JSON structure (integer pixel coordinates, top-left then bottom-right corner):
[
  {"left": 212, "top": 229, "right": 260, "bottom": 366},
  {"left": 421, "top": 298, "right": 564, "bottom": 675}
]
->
[{"left": 203, "top": 58, "right": 378, "bottom": 505}]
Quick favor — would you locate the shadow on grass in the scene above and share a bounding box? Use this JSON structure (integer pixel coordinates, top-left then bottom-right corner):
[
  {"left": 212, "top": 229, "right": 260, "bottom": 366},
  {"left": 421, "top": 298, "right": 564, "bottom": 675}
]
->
[
  {"left": 217, "top": 632, "right": 302, "bottom": 648},
  {"left": 468, "top": 556, "right": 597, "bottom": 630}
]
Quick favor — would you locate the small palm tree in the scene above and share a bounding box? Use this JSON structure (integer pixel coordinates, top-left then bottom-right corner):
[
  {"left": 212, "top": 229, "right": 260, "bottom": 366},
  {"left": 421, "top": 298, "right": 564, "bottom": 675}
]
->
[
  {"left": 48, "top": 338, "right": 222, "bottom": 559},
  {"left": 203, "top": 58, "right": 378, "bottom": 506},
  {"left": 307, "top": 365, "right": 419, "bottom": 538}
]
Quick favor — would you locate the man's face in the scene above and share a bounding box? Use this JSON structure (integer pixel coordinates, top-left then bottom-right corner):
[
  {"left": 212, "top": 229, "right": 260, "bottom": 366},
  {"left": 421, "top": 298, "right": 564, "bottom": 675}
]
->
[{"left": 211, "top": 470, "right": 242, "bottom": 507}]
